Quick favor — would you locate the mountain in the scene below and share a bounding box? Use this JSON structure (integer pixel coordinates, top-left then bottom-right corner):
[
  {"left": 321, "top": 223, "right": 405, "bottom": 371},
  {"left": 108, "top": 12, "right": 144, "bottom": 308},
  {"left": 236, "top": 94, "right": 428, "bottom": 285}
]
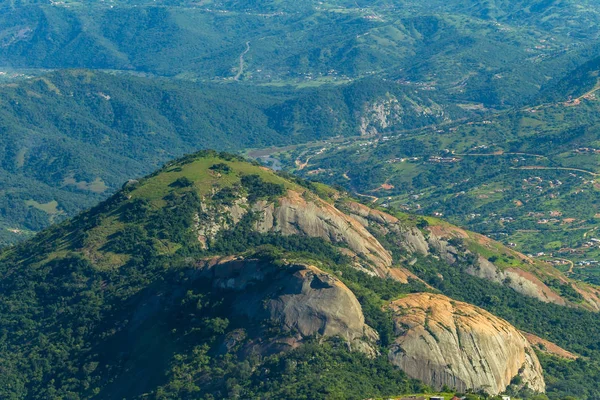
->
[
  {"left": 0, "top": 0, "right": 598, "bottom": 106},
  {"left": 2, "top": 150, "right": 600, "bottom": 399},
  {"left": 0, "top": 70, "right": 465, "bottom": 245},
  {"left": 2, "top": 1, "right": 600, "bottom": 398}
]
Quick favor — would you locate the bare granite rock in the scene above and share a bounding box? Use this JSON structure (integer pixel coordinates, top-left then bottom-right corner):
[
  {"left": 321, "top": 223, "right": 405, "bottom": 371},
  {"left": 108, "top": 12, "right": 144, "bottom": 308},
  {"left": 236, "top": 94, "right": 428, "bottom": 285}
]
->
[
  {"left": 198, "top": 257, "right": 378, "bottom": 355},
  {"left": 387, "top": 293, "right": 545, "bottom": 395},
  {"left": 467, "top": 257, "right": 566, "bottom": 306},
  {"left": 343, "top": 201, "right": 429, "bottom": 255},
  {"left": 252, "top": 191, "right": 394, "bottom": 271}
]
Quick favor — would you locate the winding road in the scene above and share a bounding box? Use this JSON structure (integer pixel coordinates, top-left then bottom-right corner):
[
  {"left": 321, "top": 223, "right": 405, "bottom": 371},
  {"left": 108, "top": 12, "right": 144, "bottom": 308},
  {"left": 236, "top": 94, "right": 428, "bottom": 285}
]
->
[
  {"left": 234, "top": 41, "right": 251, "bottom": 81},
  {"left": 510, "top": 166, "right": 598, "bottom": 176}
]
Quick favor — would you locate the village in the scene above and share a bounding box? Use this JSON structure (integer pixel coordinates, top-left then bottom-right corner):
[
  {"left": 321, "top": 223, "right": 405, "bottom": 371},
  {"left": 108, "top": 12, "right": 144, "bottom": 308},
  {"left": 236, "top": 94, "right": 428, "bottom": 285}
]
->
[{"left": 246, "top": 121, "right": 600, "bottom": 283}]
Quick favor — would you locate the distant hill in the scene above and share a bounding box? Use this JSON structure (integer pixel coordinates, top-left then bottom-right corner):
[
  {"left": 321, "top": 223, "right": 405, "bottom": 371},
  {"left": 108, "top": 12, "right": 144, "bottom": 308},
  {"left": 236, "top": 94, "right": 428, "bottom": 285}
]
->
[
  {"left": 2, "top": 150, "right": 599, "bottom": 399},
  {"left": 0, "top": 70, "right": 465, "bottom": 245},
  {"left": 0, "top": 0, "right": 598, "bottom": 106},
  {"left": 539, "top": 51, "right": 600, "bottom": 103}
]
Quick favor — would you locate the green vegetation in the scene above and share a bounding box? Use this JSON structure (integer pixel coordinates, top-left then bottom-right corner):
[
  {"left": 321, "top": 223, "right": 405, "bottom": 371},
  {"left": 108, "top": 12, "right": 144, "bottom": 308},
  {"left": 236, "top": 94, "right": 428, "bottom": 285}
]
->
[
  {"left": 1, "top": 0, "right": 594, "bottom": 101},
  {"left": 0, "top": 151, "right": 433, "bottom": 399},
  {"left": 0, "top": 70, "right": 458, "bottom": 245},
  {"left": 156, "top": 340, "right": 429, "bottom": 400},
  {"left": 286, "top": 98, "right": 600, "bottom": 282},
  {"left": 3, "top": 0, "right": 600, "bottom": 396},
  {"left": 0, "top": 151, "right": 599, "bottom": 399},
  {"left": 538, "top": 353, "right": 600, "bottom": 400},
  {"left": 240, "top": 174, "right": 286, "bottom": 202}
]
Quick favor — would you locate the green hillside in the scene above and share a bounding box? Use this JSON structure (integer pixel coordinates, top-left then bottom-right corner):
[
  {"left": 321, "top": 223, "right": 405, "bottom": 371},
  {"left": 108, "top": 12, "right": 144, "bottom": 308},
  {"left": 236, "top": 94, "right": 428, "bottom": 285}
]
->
[
  {"left": 0, "top": 70, "right": 463, "bottom": 245},
  {"left": 1, "top": 151, "right": 600, "bottom": 399},
  {"left": 0, "top": 151, "right": 430, "bottom": 399},
  {"left": 0, "top": 0, "right": 598, "bottom": 106}
]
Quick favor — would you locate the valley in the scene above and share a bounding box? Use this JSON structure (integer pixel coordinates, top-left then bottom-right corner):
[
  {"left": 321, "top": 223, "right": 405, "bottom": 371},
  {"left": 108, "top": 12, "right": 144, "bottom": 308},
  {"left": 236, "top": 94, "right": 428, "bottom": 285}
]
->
[
  {"left": 0, "top": 71, "right": 462, "bottom": 246},
  {"left": 252, "top": 92, "right": 600, "bottom": 283},
  {"left": 0, "top": 0, "right": 600, "bottom": 398}
]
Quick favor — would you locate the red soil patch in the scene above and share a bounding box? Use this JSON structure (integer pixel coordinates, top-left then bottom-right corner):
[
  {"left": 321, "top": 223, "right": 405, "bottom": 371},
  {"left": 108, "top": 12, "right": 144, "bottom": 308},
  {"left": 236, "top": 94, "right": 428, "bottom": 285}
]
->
[{"left": 522, "top": 331, "right": 577, "bottom": 359}]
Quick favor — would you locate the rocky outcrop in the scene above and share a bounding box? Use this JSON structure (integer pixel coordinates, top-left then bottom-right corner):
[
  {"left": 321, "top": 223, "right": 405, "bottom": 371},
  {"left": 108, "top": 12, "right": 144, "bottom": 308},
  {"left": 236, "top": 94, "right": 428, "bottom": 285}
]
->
[
  {"left": 194, "top": 181, "right": 598, "bottom": 312},
  {"left": 357, "top": 95, "right": 446, "bottom": 136},
  {"left": 343, "top": 200, "right": 429, "bottom": 256},
  {"left": 574, "top": 284, "right": 600, "bottom": 312},
  {"left": 387, "top": 293, "right": 545, "bottom": 395},
  {"left": 467, "top": 257, "right": 566, "bottom": 306},
  {"left": 344, "top": 203, "right": 600, "bottom": 310},
  {"left": 252, "top": 191, "right": 394, "bottom": 271},
  {"left": 198, "top": 257, "right": 378, "bottom": 355},
  {"left": 426, "top": 224, "right": 573, "bottom": 306},
  {"left": 195, "top": 190, "right": 426, "bottom": 281},
  {"left": 359, "top": 96, "right": 403, "bottom": 136}
]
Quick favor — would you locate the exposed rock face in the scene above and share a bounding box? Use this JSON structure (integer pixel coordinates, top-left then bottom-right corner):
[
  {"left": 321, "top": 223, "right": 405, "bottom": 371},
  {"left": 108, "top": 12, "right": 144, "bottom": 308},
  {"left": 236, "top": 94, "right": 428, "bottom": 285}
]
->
[
  {"left": 195, "top": 190, "right": 420, "bottom": 281},
  {"left": 574, "top": 284, "right": 600, "bottom": 312},
  {"left": 194, "top": 186, "right": 598, "bottom": 311},
  {"left": 344, "top": 201, "right": 429, "bottom": 256},
  {"left": 425, "top": 224, "right": 573, "bottom": 307},
  {"left": 359, "top": 96, "right": 403, "bottom": 136},
  {"left": 252, "top": 191, "right": 394, "bottom": 270},
  {"left": 387, "top": 293, "right": 545, "bottom": 395},
  {"left": 198, "top": 257, "right": 378, "bottom": 355},
  {"left": 357, "top": 95, "right": 446, "bottom": 136},
  {"left": 467, "top": 257, "right": 566, "bottom": 306}
]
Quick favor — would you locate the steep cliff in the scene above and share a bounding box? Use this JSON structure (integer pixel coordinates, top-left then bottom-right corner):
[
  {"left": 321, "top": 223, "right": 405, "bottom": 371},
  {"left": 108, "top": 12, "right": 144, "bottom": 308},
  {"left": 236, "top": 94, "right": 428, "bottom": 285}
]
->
[
  {"left": 342, "top": 200, "right": 430, "bottom": 256},
  {"left": 387, "top": 293, "right": 546, "bottom": 395},
  {"left": 198, "top": 257, "right": 378, "bottom": 355},
  {"left": 197, "top": 188, "right": 407, "bottom": 279},
  {"left": 251, "top": 191, "right": 394, "bottom": 271},
  {"left": 358, "top": 94, "right": 447, "bottom": 136}
]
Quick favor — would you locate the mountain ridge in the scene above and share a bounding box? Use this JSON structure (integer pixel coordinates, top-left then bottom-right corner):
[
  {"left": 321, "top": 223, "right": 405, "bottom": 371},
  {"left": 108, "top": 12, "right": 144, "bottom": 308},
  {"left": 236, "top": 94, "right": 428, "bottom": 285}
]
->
[
  {"left": 3, "top": 150, "right": 600, "bottom": 398},
  {"left": 0, "top": 70, "right": 464, "bottom": 245}
]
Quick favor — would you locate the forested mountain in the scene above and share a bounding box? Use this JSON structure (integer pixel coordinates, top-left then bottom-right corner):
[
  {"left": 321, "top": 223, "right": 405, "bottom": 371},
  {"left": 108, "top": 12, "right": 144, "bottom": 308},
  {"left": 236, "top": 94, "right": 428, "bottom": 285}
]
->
[
  {"left": 2, "top": 151, "right": 600, "bottom": 399},
  {"left": 0, "top": 0, "right": 599, "bottom": 106},
  {"left": 0, "top": 70, "right": 464, "bottom": 245},
  {"left": 539, "top": 52, "right": 600, "bottom": 103},
  {"left": 1, "top": 1, "right": 600, "bottom": 399}
]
